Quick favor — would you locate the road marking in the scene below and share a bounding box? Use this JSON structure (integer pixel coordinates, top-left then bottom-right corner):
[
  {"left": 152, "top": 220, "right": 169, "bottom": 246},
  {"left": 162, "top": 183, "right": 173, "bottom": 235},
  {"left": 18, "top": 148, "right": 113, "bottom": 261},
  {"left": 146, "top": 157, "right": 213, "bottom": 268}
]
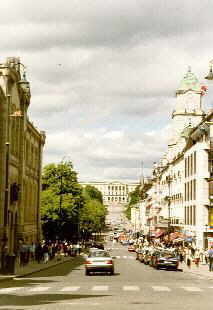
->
[
  {"left": 182, "top": 287, "right": 202, "bottom": 292},
  {"left": 92, "top": 286, "right": 109, "bottom": 291},
  {"left": 116, "top": 256, "right": 120, "bottom": 259},
  {"left": 29, "top": 286, "right": 50, "bottom": 292},
  {"left": 0, "top": 287, "right": 24, "bottom": 293},
  {"left": 61, "top": 286, "right": 80, "bottom": 292},
  {"left": 152, "top": 286, "right": 171, "bottom": 292},
  {"left": 123, "top": 286, "right": 140, "bottom": 291},
  {"left": 123, "top": 256, "right": 127, "bottom": 259}
]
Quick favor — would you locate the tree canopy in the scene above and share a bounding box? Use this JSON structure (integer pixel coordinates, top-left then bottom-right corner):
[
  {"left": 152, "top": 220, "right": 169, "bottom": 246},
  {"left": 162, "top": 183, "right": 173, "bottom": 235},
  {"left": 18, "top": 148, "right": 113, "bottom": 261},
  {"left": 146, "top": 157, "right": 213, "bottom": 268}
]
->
[
  {"left": 41, "top": 161, "right": 84, "bottom": 241},
  {"left": 40, "top": 162, "right": 107, "bottom": 241}
]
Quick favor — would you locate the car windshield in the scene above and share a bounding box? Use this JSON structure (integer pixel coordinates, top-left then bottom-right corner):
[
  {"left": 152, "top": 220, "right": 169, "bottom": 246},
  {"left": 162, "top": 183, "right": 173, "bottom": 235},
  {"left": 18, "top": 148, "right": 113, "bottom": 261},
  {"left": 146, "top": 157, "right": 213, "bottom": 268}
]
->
[
  {"left": 160, "top": 252, "right": 176, "bottom": 258},
  {"left": 89, "top": 251, "right": 110, "bottom": 258}
]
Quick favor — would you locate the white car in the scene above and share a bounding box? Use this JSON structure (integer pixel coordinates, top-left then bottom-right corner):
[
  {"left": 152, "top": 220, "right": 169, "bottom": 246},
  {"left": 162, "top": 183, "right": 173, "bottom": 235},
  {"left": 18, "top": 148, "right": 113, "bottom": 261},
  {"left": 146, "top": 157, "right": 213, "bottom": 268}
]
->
[{"left": 85, "top": 250, "right": 114, "bottom": 276}]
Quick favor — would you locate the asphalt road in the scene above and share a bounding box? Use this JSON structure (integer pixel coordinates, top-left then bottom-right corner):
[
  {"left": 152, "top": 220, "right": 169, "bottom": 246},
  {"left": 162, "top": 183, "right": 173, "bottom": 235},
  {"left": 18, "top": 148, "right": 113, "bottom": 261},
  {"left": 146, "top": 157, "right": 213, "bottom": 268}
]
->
[{"left": 0, "top": 242, "right": 213, "bottom": 310}]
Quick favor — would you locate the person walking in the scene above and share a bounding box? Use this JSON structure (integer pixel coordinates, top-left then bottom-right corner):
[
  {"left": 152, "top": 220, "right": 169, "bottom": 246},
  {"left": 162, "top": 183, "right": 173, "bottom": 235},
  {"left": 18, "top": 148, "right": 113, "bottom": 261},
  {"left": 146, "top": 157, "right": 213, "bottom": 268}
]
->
[
  {"left": 184, "top": 247, "right": 192, "bottom": 269},
  {"left": 208, "top": 246, "right": 213, "bottom": 271},
  {"left": 194, "top": 249, "right": 200, "bottom": 267}
]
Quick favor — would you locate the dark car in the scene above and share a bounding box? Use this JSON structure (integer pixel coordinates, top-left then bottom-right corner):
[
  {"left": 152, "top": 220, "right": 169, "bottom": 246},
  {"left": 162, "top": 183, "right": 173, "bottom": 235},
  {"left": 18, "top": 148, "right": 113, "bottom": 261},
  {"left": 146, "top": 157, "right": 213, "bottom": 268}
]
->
[{"left": 152, "top": 250, "right": 179, "bottom": 270}]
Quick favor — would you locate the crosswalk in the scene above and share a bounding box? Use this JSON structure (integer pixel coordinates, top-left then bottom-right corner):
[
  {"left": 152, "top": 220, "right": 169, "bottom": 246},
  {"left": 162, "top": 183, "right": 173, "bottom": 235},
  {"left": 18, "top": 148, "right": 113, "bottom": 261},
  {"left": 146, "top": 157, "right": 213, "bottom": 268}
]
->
[{"left": 0, "top": 285, "right": 211, "bottom": 294}]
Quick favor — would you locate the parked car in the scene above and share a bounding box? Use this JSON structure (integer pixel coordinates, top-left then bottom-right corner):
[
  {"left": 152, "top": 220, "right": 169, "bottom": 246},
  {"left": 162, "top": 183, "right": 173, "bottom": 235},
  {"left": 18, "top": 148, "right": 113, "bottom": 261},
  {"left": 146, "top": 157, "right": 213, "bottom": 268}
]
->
[
  {"left": 85, "top": 250, "right": 114, "bottom": 276},
  {"left": 128, "top": 245, "right": 135, "bottom": 252},
  {"left": 152, "top": 250, "right": 179, "bottom": 270}
]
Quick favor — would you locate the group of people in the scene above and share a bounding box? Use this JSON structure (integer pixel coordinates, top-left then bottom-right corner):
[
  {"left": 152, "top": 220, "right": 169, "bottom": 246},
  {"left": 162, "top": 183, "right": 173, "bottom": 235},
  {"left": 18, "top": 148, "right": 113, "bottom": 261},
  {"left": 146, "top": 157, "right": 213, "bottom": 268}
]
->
[
  {"left": 18, "top": 240, "right": 82, "bottom": 267},
  {"left": 127, "top": 237, "right": 213, "bottom": 272}
]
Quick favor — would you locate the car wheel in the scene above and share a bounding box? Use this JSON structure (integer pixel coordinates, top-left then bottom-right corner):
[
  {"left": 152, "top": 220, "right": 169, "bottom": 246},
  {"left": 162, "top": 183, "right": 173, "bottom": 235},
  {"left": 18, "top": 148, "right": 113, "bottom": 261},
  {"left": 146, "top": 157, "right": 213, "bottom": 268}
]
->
[
  {"left": 85, "top": 269, "right": 90, "bottom": 276},
  {"left": 110, "top": 269, "right": 114, "bottom": 275}
]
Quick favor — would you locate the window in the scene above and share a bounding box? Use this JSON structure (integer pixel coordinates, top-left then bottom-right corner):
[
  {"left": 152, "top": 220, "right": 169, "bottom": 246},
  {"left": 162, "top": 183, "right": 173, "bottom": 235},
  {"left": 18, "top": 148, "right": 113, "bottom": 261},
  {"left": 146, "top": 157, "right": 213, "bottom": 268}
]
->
[{"left": 193, "top": 205, "right": 196, "bottom": 225}]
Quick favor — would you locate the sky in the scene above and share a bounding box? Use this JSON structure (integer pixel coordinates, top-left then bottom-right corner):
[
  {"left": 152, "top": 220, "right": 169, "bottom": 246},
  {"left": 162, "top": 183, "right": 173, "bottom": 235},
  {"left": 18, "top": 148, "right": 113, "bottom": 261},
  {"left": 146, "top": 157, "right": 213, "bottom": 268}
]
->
[{"left": 1, "top": 0, "right": 213, "bottom": 182}]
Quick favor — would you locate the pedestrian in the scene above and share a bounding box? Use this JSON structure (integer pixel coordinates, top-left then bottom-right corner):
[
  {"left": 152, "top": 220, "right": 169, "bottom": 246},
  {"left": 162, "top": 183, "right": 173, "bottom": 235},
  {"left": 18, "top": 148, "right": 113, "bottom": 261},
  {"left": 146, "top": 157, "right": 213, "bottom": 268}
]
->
[
  {"left": 204, "top": 248, "right": 209, "bottom": 265},
  {"left": 184, "top": 247, "right": 192, "bottom": 269},
  {"left": 208, "top": 246, "right": 213, "bottom": 272},
  {"left": 194, "top": 249, "right": 200, "bottom": 267},
  {"left": 42, "top": 243, "right": 49, "bottom": 263}
]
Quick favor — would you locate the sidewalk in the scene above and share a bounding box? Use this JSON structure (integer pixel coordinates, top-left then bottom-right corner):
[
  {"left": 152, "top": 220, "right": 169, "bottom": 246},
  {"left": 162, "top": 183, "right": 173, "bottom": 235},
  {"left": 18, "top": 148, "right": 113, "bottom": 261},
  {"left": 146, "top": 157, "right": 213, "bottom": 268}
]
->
[
  {"left": 0, "top": 254, "right": 80, "bottom": 283},
  {"left": 181, "top": 262, "right": 213, "bottom": 280}
]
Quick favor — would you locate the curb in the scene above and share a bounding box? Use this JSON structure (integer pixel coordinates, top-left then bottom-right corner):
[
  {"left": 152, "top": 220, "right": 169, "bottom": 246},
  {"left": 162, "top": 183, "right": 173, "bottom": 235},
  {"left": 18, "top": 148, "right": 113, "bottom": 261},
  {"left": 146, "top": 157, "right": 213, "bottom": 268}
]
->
[{"left": 0, "top": 255, "right": 84, "bottom": 282}]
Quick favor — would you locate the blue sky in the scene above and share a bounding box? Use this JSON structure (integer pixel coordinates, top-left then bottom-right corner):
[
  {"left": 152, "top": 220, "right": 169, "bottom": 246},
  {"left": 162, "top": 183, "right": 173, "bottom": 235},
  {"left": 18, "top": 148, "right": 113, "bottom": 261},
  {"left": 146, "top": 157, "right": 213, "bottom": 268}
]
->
[{"left": 1, "top": 0, "right": 212, "bottom": 182}]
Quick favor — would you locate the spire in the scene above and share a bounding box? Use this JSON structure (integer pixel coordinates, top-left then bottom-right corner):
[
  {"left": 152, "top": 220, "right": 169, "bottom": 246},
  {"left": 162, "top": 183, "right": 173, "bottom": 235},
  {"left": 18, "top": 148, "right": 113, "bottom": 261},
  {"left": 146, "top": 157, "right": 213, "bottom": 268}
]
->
[{"left": 176, "top": 67, "right": 201, "bottom": 94}]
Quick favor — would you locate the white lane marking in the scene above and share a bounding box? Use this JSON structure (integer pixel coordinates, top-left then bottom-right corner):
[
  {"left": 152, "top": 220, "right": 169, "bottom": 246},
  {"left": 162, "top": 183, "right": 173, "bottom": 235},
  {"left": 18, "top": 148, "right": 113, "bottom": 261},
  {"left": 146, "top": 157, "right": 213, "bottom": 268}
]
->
[
  {"left": 63, "top": 302, "right": 101, "bottom": 306},
  {"left": 123, "top": 286, "right": 140, "bottom": 291},
  {"left": 116, "top": 256, "right": 120, "bottom": 259},
  {"left": 29, "top": 286, "right": 50, "bottom": 292},
  {"left": 123, "top": 256, "right": 127, "bottom": 259},
  {"left": 0, "top": 287, "right": 24, "bottom": 293},
  {"left": 61, "top": 286, "right": 80, "bottom": 292},
  {"left": 152, "top": 286, "right": 171, "bottom": 292},
  {"left": 92, "top": 286, "right": 109, "bottom": 291},
  {"left": 182, "top": 287, "right": 202, "bottom": 292}
]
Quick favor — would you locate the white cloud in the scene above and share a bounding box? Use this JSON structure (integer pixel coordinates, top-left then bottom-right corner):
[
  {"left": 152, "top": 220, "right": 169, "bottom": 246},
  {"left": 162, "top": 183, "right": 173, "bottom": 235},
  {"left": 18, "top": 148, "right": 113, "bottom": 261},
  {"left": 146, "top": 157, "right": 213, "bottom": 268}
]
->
[{"left": 1, "top": 0, "right": 213, "bottom": 181}]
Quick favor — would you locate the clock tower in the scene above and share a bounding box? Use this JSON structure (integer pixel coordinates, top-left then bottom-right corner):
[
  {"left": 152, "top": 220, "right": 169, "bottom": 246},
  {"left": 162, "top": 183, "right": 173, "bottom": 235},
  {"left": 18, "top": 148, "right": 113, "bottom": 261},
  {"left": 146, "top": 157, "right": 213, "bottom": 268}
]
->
[{"left": 171, "top": 67, "right": 205, "bottom": 143}]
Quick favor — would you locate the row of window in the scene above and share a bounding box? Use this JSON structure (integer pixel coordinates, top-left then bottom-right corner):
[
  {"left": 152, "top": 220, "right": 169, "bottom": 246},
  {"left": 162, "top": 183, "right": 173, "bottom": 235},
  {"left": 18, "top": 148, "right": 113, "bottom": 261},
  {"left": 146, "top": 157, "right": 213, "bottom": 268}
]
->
[
  {"left": 184, "top": 205, "right": 196, "bottom": 225},
  {"left": 25, "top": 139, "right": 40, "bottom": 169},
  {"left": 105, "top": 196, "right": 127, "bottom": 202},
  {"left": 10, "top": 117, "right": 20, "bottom": 158},
  {"left": 24, "top": 180, "right": 38, "bottom": 222},
  {"left": 184, "top": 180, "right": 196, "bottom": 201},
  {"left": 108, "top": 186, "right": 126, "bottom": 191},
  {"left": 185, "top": 152, "right": 196, "bottom": 178}
]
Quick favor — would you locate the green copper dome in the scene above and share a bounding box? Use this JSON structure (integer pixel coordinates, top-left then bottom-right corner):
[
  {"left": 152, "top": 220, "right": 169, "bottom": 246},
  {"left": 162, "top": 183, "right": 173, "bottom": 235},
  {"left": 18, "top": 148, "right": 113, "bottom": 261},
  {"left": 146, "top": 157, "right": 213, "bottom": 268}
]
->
[{"left": 177, "top": 67, "right": 201, "bottom": 93}]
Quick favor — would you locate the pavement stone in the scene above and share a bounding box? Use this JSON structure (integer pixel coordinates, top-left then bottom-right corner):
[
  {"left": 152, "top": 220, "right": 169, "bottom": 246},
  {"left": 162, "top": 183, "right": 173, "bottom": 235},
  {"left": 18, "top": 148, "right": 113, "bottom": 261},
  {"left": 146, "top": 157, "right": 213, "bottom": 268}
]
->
[{"left": 180, "top": 262, "right": 213, "bottom": 280}]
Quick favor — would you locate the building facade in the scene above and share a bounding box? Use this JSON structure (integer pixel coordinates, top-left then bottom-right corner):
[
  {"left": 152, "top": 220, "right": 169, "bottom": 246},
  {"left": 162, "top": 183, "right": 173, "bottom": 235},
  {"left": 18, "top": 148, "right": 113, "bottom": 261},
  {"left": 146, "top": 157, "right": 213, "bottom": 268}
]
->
[
  {"left": 134, "top": 68, "right": 213, "bottom": 248},
  {"left": 80, "top": 181, "right": 139, "bottom": 225},
  {"left": 0, "top": 57, "right": 45, "bottom": 271}
]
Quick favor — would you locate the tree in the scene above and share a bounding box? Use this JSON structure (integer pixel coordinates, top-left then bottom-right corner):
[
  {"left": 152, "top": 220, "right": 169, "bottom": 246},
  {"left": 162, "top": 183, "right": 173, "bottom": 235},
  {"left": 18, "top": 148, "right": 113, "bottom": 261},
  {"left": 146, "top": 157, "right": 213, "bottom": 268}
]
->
[
  {"left": 41, "top": 161, "right": 84, "bottom": 241},
  {"left": 80, "top": 185, "right": 107, "bottom": 239},
  {"left": 124, "top": 185, "right": 141, "bottom": 220}
]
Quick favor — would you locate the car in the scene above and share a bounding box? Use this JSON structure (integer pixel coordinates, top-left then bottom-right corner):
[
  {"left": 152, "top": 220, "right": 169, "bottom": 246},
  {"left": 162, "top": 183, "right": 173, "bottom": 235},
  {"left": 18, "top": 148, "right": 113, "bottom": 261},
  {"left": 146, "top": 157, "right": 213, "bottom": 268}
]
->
[
  {"left": 84, "top": 250, "right": 114, "bottom": 276},
  {"left": 121, "top": 240, "right": 128, "bottom": 246},
  {"left": 152, "top": 250, "right": 179, "bottom": 270},
  {"left": 128, "top": 245, "right": 135, "bottom": 252}
]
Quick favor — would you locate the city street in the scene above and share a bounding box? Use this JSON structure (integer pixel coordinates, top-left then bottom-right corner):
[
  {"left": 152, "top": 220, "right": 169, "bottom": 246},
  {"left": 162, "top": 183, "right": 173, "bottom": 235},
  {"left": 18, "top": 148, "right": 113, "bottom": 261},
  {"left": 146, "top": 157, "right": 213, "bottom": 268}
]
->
[{"left": 0, "top": 243, "right": 213, "bottom": 310}]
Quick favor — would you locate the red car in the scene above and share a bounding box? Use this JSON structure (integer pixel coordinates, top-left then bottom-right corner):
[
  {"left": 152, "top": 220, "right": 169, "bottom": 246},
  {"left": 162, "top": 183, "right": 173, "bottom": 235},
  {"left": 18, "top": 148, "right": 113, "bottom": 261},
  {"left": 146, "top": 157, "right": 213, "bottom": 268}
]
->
[{"left": 128, "top": 245, "right": 135, "bottom": 252}]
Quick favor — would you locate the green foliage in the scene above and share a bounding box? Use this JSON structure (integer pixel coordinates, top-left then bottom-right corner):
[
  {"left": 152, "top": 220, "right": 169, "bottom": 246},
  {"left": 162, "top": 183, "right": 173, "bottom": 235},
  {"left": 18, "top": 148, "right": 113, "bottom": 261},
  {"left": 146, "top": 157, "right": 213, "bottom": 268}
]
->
[
  {"left": 80, "top": 185, "right": 107, "bottom": 236},
  {"left": 41, "top": 162, "right": 107, "bottom": 241},
  {"left": 41, "top": 161, "right": 84, "bottom": 240},
  {"left": 83, "top": 185, "right": 103, "bottom": 203}
]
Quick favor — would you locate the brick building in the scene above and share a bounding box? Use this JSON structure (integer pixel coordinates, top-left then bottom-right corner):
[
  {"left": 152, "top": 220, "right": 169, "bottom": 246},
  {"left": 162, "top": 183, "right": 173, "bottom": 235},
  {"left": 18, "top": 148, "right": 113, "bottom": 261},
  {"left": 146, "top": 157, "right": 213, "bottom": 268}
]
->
[{"left": 0, "top": 57, "right": 45, "bottom": 272}]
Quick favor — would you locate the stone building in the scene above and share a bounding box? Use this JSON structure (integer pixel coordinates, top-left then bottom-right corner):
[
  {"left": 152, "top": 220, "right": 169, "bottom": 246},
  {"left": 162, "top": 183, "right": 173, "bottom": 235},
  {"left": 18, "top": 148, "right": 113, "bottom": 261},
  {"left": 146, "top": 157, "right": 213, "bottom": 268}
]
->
[
  {"left": 136, "top": 68, "right": 213, "bottom": 248},
  {"left": 80, "top": 181, "right": 139, "bottom": 225},
  {"left": 0, "top": 57, "right": 45, "bottom": 272}
]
